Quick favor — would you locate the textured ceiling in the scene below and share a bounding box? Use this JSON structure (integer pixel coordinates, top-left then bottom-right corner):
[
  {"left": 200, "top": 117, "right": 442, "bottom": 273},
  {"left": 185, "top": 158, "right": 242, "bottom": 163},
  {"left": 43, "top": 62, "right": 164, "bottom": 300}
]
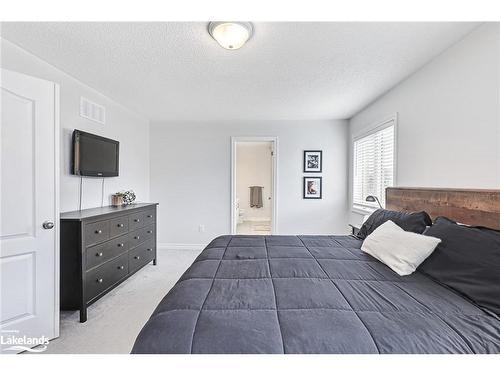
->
[{"left": 1, "top": 22, "right": 479, "bottom": 121}]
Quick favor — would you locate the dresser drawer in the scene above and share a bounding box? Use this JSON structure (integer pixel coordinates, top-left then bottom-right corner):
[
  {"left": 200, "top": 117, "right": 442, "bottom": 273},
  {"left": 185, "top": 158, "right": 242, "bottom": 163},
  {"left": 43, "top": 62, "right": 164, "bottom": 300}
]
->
[
  {"left": 129, "top": 224, "right": 155, "bottom": 249},
  {"left": 85, "top": 220, "right": 110, "bottom": 247},
  {"left": 85, "top": 253, "right": 128, "bottom": 302},
  {"left": 129, "top": 211, "right": 145, "bottom": 231},
  {"left": 86, "top": 234, "right": 129, "bottom": 270},
  {"left": 129, "top": 240, "right": 155, "bottom": 273},
  {"left": 109, "top": 216, "right": 129, "bottom": 238},
  {"left": 143, "top": 209, "right": 155, "bottom": 226}
]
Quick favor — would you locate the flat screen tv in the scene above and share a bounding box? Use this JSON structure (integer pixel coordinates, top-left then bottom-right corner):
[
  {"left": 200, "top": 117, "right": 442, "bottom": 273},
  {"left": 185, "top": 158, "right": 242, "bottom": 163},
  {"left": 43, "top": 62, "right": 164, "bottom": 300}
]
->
[{"left": 72, "top": 130, "right": 119, "bottom": 177}]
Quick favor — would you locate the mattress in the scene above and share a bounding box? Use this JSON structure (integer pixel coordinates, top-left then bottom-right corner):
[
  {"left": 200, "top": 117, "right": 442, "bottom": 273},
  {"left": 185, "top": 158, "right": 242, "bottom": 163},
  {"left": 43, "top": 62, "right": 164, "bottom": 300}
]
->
[{"left": 132, "top": 235, "right": 500, "bottom": 354}]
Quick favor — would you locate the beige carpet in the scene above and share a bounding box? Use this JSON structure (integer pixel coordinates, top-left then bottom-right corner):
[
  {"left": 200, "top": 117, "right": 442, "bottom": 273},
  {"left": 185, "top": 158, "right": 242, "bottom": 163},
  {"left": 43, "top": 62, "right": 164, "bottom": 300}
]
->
[{"left": 40, "top": 249, "right": 201, "bottom": 354}]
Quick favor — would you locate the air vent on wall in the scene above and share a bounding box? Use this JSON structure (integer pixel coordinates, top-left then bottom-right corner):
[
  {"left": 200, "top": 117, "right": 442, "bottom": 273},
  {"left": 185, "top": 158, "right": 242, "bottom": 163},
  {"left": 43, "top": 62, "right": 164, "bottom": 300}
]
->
[{"left": 80, "top": 97, "right": 106, "bottom": 124}]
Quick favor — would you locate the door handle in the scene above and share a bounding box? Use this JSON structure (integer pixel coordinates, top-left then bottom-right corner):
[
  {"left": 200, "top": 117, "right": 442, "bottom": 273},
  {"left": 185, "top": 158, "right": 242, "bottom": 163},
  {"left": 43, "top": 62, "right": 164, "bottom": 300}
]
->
[{"left": 42, "top": 221, "right": 54, "bottom": 230}]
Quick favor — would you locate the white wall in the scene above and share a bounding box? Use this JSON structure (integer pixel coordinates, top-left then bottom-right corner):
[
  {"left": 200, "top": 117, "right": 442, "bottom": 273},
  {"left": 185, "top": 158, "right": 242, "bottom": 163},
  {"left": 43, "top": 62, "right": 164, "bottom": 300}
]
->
[
  {"left": 150, "top": 120, "right": 349, "bottom": 246},
  {"left": 236, "top": 143, "right": 272, "bottom": 221},
  {"left": 1, "top": 39, "right": 150, "bottom": 212},
  {"left": 348, "top": 23, "right": 500, "bottom": 226}
]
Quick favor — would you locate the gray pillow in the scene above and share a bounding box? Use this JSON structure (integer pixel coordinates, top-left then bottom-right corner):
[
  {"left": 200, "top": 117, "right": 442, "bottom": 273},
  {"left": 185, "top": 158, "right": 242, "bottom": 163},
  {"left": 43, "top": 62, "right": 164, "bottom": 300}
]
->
[
  {"left": 357, "top": 209, "right": 432, "bottom": 240},
  {"left": 419, "top": 217, "right": 500, "bottom": 317}
]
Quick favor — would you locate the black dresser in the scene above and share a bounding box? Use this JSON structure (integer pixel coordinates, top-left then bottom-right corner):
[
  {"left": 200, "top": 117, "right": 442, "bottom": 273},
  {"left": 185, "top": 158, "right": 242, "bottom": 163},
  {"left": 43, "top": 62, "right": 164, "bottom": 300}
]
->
[{"left": 60, "top": 203, "right": 158, "bottom": 322}]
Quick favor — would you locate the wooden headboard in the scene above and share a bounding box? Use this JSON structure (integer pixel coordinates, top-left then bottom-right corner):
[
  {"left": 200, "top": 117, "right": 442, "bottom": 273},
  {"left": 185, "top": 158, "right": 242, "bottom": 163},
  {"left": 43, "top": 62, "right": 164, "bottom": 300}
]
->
[{"left": 386, "top": 187, "right": 500, "bottom": 230}]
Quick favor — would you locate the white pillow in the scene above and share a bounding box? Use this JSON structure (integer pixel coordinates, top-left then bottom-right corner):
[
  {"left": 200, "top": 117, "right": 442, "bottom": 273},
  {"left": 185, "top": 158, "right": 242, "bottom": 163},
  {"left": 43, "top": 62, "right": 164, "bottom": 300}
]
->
[{"left": 361, "top": 220, "right": 441, "bottom": 276}]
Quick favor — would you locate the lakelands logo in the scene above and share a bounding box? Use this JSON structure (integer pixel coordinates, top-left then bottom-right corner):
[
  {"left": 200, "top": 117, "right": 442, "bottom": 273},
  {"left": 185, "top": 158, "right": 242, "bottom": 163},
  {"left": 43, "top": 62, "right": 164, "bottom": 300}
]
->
[{"left": 1, "top": 330, "right": 49, "bottom": 353}]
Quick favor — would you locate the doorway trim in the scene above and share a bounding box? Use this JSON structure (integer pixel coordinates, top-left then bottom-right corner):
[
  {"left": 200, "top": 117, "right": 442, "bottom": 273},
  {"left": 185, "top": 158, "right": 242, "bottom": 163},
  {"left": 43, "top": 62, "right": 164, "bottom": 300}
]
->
[{"left": 230, "top": 136, "right": 278, "bottom": 235}]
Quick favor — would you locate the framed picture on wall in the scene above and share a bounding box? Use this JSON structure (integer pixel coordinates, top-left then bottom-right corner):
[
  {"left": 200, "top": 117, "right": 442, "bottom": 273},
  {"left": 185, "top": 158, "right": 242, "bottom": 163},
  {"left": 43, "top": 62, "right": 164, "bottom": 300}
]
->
[
  {"left": 303, "top": 150, "right": 322, "bottom": 173},
  {"left": 303, "top": 176, "right": 322, "bottom": 199}
]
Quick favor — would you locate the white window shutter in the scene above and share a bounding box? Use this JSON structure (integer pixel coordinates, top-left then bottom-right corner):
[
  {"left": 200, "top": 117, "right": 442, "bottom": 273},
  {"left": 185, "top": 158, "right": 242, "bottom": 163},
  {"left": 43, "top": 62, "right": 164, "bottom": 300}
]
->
[{"left": 353, "top": 121, "right": 395, "bottom": 210}]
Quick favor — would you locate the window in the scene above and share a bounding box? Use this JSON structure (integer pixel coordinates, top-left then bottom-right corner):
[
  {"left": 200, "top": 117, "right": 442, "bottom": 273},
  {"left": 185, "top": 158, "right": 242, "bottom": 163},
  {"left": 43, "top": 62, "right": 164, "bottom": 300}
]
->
[{"left": 353, "top": 118, "right": 396, "bottom": 212}]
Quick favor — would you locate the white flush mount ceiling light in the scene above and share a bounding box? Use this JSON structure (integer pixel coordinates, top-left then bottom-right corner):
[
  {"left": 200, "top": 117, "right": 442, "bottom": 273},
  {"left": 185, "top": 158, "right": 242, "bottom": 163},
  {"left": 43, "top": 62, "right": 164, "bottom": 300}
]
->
[{"left": 208, "top": 22, "right": 253, "bottom": 50}]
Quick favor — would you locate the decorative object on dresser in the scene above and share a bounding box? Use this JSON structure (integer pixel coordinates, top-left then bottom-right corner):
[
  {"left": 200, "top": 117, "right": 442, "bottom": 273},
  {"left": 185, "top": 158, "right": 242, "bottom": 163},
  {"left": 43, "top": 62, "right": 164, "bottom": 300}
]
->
[
  {"left": 122, "top": 190, "right": 136, "bottom": 204},
  {"left": 111, "top": 190, "right": 136, "bottom": 206},
  {"left": 111, "top": 194, "right": 124, "bottom": 206},
  {"left": 60, "top": 203, "right": 158, "bottom": 322}
]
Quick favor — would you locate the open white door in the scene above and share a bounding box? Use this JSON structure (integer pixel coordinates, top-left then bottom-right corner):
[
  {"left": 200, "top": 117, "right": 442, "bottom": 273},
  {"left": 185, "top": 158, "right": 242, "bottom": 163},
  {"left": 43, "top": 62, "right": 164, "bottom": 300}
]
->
[{"left": 0, "top": 69, "right": 59, "bottom": 353}]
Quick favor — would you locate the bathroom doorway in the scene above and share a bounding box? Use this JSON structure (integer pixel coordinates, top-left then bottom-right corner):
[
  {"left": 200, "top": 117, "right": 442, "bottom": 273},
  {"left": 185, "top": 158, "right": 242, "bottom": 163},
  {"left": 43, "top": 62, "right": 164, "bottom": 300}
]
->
[{"left": 231, "top": 137, "right": 278, "bottom": 235}]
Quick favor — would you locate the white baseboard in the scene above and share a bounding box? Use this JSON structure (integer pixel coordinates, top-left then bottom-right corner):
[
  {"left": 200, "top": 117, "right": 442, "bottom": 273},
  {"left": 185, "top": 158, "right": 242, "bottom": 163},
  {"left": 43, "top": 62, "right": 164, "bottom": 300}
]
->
[{"left": 158, "top": 243, "right": 206, "bottom": 251}]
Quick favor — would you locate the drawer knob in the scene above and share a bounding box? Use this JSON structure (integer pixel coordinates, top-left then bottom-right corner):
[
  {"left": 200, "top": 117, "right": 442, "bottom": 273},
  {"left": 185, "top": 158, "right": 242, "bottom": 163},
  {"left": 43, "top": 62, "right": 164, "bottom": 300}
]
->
[
  {"left": 117, "top": 243, "right": 124, "bottom": 247},
  {"left": 134, "top": 236, "right": 140, "bottom": 240},
  {"left": 117, "top": 223, "right": 124, "bottom": 228},
  {"left": 147, "top": 215, "right": 153, "bottom": 218},
  {"left": 147, "top": 230, "right": 153, "bottom": 234},
  {"left": 95, "top": 229, "right": 102, "bottom": 234},
  {"left": 117, "top": 265, "right": 124, "bottom": 270},
  {"left": 96, "top": 252, "right": 103, "bottom": 257},
  {"left": 134, "top": 256, "right": 140, "bottom": 260},
  {"left": 147, "top": 248, "right": 152, "bottom": 252},
  {"left": 97, "top": 278, "right": 103, "bottom": 283},
  {"left": 134, "top": 219, "right": 140, "bottom": 222}
]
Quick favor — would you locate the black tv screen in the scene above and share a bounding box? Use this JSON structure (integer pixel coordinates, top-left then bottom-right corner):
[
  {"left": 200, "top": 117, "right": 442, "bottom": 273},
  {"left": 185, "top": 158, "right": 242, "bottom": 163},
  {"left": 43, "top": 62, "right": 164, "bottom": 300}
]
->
[{"left": 72, "top": 130, "right": 119, "bottom": 177}]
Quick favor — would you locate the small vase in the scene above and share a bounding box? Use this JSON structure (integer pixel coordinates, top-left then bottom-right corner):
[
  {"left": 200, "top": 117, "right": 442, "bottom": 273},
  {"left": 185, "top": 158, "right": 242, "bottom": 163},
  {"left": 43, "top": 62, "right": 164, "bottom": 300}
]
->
[{"left": 111, "top": 195, "right": 124, "bottom": 206}]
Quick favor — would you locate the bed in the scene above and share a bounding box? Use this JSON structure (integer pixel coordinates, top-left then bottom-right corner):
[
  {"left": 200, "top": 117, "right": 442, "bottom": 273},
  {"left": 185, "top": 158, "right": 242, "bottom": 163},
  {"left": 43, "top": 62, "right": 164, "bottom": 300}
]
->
[{"left": 131, "top": 188, "right": 500, "bottom": 354}]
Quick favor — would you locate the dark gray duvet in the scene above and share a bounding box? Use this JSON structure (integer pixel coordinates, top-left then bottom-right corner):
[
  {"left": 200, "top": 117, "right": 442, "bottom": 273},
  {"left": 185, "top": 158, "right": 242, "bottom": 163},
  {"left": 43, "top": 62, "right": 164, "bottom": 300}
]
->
[{"left": 132, "top": 235, "right": 500, "bottom": 354}]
